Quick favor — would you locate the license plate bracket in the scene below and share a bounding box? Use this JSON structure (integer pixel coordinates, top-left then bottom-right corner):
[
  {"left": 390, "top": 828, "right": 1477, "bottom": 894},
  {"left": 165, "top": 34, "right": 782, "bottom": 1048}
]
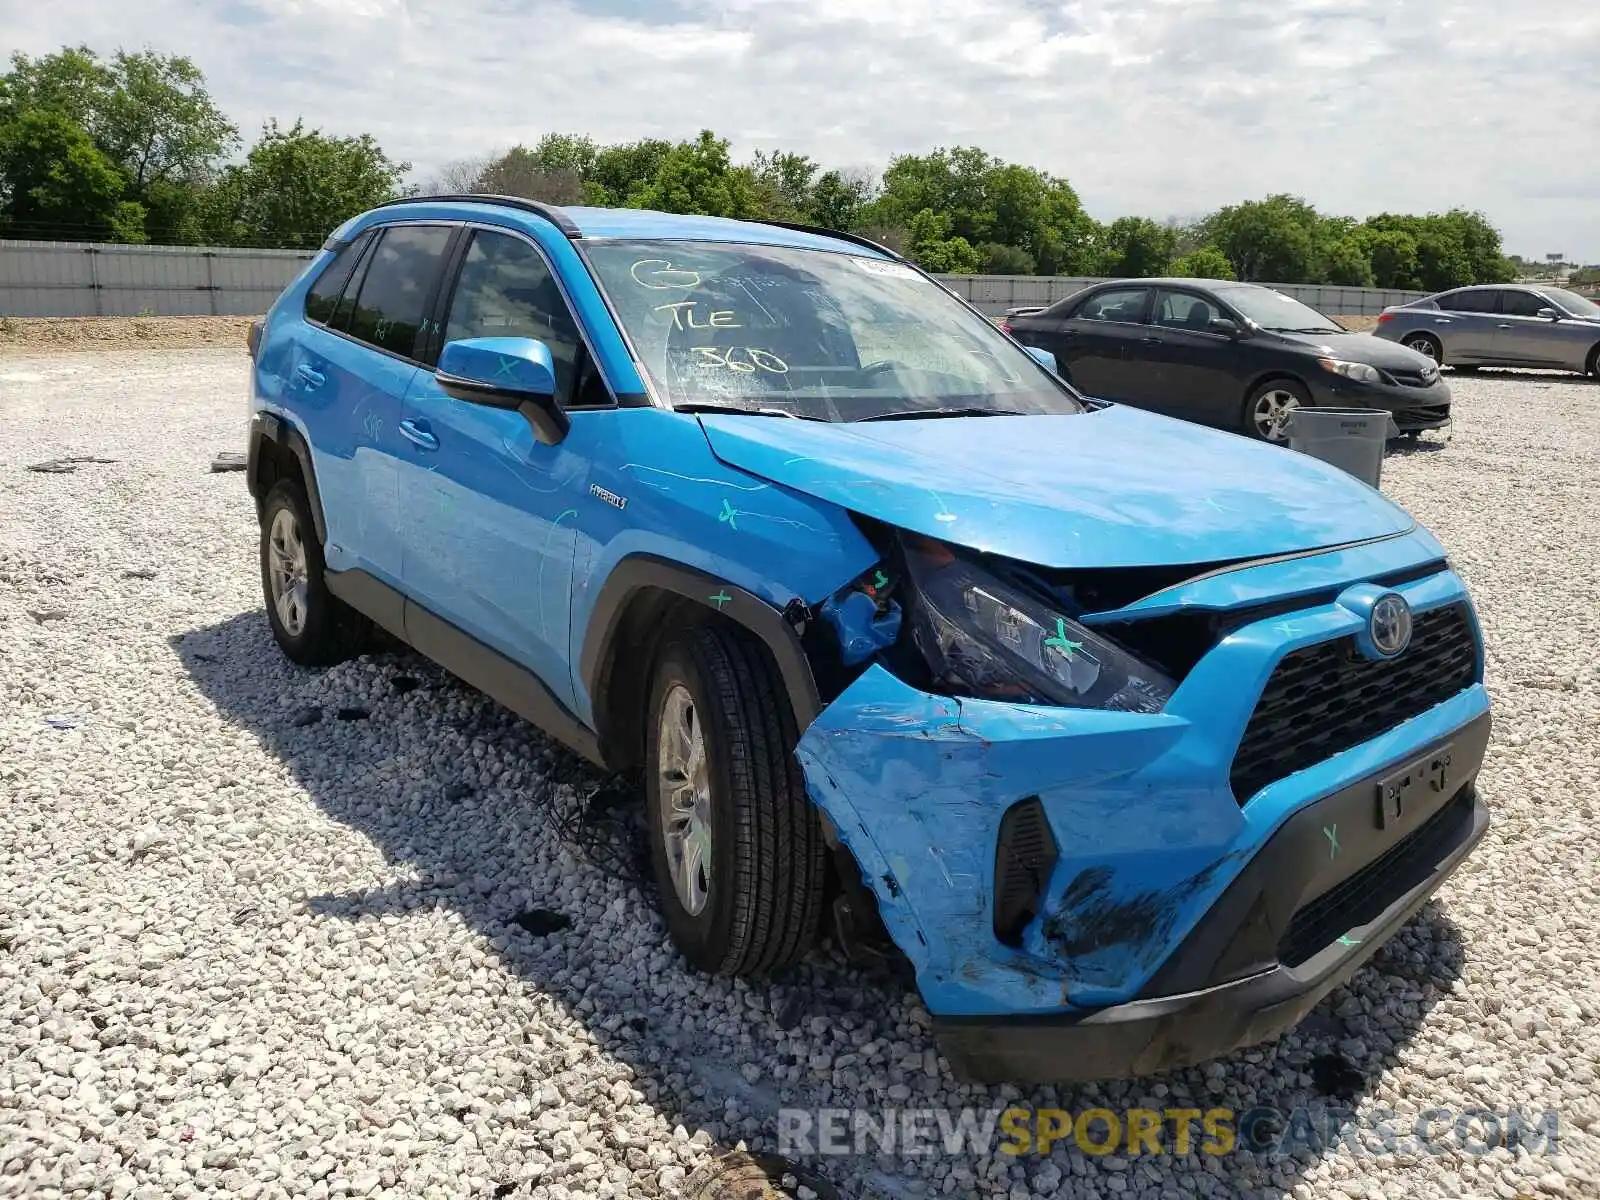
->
[{"left": 1376, "top": 743, "right": 1456, "bottom": 830}]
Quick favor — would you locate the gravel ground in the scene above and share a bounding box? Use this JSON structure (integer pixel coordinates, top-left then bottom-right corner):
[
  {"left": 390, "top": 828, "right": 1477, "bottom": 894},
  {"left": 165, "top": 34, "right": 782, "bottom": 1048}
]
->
[{"left": 2, "top": 349, "right": 1597, "bottom": 1200}]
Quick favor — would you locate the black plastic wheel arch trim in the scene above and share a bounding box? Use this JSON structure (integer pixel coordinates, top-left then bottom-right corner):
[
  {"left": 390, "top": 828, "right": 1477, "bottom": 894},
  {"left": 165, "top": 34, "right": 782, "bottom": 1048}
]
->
[
  {"left": 578, "top": 556, "right": 824, "bottom": 749},
  {"left": 248, "top": 411, "right": 329, "bottom": 547},
  {"left": 324, "top": 568, "right": 604, "bottom": 766}
]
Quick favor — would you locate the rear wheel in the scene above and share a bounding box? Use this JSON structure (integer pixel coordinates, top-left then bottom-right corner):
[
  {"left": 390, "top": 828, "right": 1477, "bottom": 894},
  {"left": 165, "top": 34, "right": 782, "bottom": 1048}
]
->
[
  {"left": 259, "top": 480, "right": 371, "bottom": 666},
  {"left": 645, "top": 623, "right": 827, "bottom": 975},
  {"left": 1243, "top": 379, "right": 1310, "bottom": 442},
  {"left": 1587, "top": 343, "right": 1600, "bottom": 379},
  {"left": 1402, "top": 332, "right": 1442, "bottom": 365}
]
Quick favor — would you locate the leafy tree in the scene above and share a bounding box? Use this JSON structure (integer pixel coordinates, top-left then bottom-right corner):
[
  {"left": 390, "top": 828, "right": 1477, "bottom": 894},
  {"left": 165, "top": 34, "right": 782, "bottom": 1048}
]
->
[
  {"left": 1322, "top": 237, "right": 1375, "bottom": 287},
  {"left": 95, "top": 50, "right": 237, "bottom": 194},
  {"left": 748, "top": 149, "right": 817, "bottom": 220},
  {"left": 585, "top": 138, "right": 673, "bottom": 207},
  {"left": 806, "top": 167, "right": 872, "bottom": 230},
  {"left": 205, "top": 119, "right": 409, "bottom": 247},
  {"left": 1098, "top": 216, "right": 1176, "bottom": 277},
  {"left": 625, "top": 130, "right": 762, "bottom": 219},
  {"left": 1199, "top": 194, "right": 1323, "bottom": 283},
  {"left": 0, "top": 109, "right": 130, "bottom": 239},
  {"left": 1169, "top": 246, "right": 1236, "bottom": 280},
  {"left": 1359, "top": 227, "right": 1420, "bottom": 289},
  {"left": 0, "top": 47, "right": 110, "bottom": 133},
  {"left": 904, "top": 207, "right": 981, "bottom": 273},
  {"left": 475, "top": 146, "right": 584, "bottom": 204},
  {"left": 980, "top": 242, "right": 1036, "bottom": 274}
]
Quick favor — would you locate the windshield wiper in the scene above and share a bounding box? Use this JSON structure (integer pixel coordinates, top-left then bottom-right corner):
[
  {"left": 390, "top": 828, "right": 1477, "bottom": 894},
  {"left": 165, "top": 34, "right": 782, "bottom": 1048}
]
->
[
  {"left": 854, "top": 407, "right": 1030, "bottom": 423},
  {"left": 673, "top": 402, "right": 826, "bottom": 421}
]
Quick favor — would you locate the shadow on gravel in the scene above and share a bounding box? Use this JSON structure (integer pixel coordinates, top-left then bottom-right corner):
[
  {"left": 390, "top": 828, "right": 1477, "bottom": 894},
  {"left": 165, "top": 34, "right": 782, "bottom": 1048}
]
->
[
  {"left": 174, "top": 609, "right": 1469, "bottom": 1200},
  {"left": 1385, "top": 437, "right": 1450, "bottom": 458},
  {"left": 1448, "top": 368, "right": 1595, "bottom": 385}
]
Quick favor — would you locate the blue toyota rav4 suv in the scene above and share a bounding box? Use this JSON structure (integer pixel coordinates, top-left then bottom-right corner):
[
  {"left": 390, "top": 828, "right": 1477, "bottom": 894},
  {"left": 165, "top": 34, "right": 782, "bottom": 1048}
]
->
[{"left": 246, "top": 195, "right": 1492, "bottom": 1082}]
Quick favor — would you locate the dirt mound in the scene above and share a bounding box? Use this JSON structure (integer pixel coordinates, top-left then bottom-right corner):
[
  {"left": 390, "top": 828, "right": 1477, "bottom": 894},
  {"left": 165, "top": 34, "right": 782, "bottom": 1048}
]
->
[{"left": 0, "top": 316, "right": 255, "bottom": 355}]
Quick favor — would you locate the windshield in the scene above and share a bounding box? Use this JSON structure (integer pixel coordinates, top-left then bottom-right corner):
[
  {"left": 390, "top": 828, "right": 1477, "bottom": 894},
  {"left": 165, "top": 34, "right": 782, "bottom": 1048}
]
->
[
  {"left": 1538, "top": 287, "right": 1600, "bottom": 318},
  {"left": 582, "top": 239, "right": 1083, "bottom": 421},
  {"left": 1215, "top": 286, "right": 1343, "bottom": 333}
]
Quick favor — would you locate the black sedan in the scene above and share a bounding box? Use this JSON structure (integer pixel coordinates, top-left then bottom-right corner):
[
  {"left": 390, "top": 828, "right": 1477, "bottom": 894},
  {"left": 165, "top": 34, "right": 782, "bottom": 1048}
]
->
[{"left": 1002, "top": 279, "right": 1452, "bottom": 442}]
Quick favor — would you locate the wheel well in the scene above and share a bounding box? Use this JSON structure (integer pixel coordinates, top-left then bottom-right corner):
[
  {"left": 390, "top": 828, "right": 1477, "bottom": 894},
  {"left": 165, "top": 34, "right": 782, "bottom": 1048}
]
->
[
  {"left": 594, "top": 587, "right": 709, "bottom": 774},
  {"left": 250, "top": 437, "right": 304, "bottom": 517},
  {"left": 1242, "top": 372, "right": 1308, "bottom": 405}
]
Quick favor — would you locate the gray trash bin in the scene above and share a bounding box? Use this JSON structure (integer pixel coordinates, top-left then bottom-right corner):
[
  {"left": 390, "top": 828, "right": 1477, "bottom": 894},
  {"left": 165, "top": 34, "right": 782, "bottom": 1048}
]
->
[{"left": 1282, "top": 407, "right": 1400, "bottom": 488}]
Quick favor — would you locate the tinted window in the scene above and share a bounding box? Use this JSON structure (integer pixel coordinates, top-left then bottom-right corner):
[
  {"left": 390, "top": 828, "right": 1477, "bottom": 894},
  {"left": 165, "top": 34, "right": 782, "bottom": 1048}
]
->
[
  {"left": 1538, "top": 287, "right": 1600, "bottom": 317},
  {"left": 1441, "top": 289, "right": 1498, "bottom": 314},
  {"left": 303, "top": 233, "right": 369, "bottom": 325},
  {"left": 345, "top": 225, "right": 454, "bottom": 358},
  {"left": 1501, "top": 291, "right": 1552, "bottom": 317},
  {"left": 1073, "top": 287, "right": 1150, "bottom": 323},
  {"left": 444, "top": 230, "right": 584, "bottom": 403},
  {"left": 1154, "top": 290, "right": 1224, "bottom": 331}
]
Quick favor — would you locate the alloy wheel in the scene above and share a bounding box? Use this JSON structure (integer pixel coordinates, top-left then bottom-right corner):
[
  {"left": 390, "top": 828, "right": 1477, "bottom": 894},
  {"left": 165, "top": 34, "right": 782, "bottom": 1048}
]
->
[
  {"left": 1403, "top": 335, "right": 1440, "bottom": 364},
  {"left": 267, "top": 507, "right": 310, "bottom": 637},
  {"left": 657, "top": 683, "right": 712, "bottom": 916},
  {"left": 1253, "top": 389, "right": 1301, "bottom": 442}
]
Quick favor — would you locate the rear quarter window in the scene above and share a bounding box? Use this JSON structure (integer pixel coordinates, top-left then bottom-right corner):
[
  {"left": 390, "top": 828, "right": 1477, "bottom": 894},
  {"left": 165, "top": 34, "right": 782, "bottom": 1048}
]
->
[{"left": 303, "top": 233, "right": 371, "bottom": 325}]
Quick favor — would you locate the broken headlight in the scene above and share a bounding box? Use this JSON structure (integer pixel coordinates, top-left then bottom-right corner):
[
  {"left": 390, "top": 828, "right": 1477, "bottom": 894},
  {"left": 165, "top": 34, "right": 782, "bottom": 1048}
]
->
[{"left": 902, "top": 536, "right": 1175, "bottom": 712}]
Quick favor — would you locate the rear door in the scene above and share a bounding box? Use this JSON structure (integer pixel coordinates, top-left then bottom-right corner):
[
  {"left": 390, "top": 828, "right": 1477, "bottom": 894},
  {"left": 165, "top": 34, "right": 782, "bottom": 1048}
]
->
[
  {"left": 1433, "top": 288, "right": 1501, "bottom": 362},
  {"left": 1051, "top": 285, "right": 1152, "bottom": 402},
  {"left": 293, "top": 222, "right": 456, "bottom": 586},
  {"left": 1143, "top": 288, "right": 1240, "bottom": 422}
]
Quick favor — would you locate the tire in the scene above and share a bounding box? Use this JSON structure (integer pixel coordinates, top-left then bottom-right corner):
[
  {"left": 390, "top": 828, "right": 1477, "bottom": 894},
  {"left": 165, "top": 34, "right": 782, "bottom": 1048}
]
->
[
  {"left": 644, "top": 622, "right": 827, "bottom": 975},
  {"left": 1401, "top": 332, "right": 1442, "bottom": 366},
  {"left": 1587, "top": 344, "right": 1600, "bottom": 379},
  {"left": 259, "top": 479, "right": 371, "bottom": 666},
  {"left": 1242, "top": 378, "right": 1311, "bottom": 443}
]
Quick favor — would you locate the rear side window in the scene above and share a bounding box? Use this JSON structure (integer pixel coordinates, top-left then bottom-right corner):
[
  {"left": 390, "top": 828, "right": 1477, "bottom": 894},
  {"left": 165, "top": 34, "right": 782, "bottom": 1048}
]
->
[
  {"left": 1440, "top": 289, "right": 1499, "bottom": 314},
  {"left": 442, "top": 229, "right": 586, "bottom": 404},
  {"left": 1073, "top": 287, "right": 1150, "bottom": 323},
  {"left": 345, "top": 225, "right": 455, "bottom": 358},
  {"left": 303, "top": 233, "right": 370, "bottom": 325},
  {"left": 1154, "top": 290, "right": 1224, "bottom": 330}
]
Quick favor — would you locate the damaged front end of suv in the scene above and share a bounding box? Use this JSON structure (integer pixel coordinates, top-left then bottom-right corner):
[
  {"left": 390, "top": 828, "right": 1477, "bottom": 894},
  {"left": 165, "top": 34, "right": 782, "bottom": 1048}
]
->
[{"left": 786, "top": 510, "right": 1489, "bottom": 1083}]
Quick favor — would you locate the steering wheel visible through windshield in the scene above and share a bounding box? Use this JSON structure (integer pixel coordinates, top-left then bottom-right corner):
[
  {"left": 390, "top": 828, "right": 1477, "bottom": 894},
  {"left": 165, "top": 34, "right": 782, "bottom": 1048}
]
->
[{"left": 581, "top": 239, "right": 1083, "bottom": 421}]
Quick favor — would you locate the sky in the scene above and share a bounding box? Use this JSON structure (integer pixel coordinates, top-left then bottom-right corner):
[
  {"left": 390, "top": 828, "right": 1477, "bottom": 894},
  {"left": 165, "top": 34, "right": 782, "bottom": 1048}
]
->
[{"left": 3, "top": 0, "right": 1598, "bottom": 261}]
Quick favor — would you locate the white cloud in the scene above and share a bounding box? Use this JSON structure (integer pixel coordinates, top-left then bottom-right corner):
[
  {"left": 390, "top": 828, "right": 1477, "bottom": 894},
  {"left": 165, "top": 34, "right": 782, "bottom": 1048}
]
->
[{"left": 2, "top": 0, "right": 1597, "bottom": 258}]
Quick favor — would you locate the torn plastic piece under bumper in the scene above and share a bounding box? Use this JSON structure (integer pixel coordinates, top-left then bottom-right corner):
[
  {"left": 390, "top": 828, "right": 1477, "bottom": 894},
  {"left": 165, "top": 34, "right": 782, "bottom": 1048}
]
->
[
  {"left": 795, "top": 662, "right": 1491, "bottom": 1081},
  {"left": 935, "top": 776, "right": 1487, "bottom": 1083}
]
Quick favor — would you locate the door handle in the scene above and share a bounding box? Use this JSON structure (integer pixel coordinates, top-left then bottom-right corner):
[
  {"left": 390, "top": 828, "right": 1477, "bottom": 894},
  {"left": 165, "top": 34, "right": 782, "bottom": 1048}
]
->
[
  {"left": 398, "top": 419, "right": 439, "bottom": 451},
  {"left": 295, "top": 364, "right": 325, "bottom": 388},
  {"left": 1140, "top": 335, "right": 1163, "bottom": 344},
  {"left": 1496, "top": 323, "right": 1513, "bottom": 329},
  {"left": 1433, "top": 318, "right": 1452, "bottom": 325}
]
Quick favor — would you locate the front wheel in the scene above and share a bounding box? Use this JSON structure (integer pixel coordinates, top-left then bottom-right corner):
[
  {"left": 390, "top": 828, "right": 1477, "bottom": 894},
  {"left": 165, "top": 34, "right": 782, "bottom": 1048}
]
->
[
  {"left": 1243, "top": 379, "right": 1310, "bottom": 442},
  {"left": 259, "top": 480, "right": 371, "bottom": 666},
  {"left": 644, "top": 623, "right": 827, "bottom": 975}
]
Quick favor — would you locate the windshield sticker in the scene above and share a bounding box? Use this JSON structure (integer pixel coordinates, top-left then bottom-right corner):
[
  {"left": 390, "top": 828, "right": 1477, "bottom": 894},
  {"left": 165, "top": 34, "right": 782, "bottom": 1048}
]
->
[{"left": 852, "top": 257, "right": 919, "bottom": 279}]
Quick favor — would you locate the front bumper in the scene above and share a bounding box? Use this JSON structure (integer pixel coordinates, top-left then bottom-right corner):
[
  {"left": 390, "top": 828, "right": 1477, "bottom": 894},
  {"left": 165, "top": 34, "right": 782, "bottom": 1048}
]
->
[
  {"left": 1308, "top": 374, "right": 1452, "bottom": 431},
  {"left": 935, "top": 728, "right": 1489, "bottom": 1082},
  {"left": 795, "top": 537, "right": 1490, "bottom": 1081}
]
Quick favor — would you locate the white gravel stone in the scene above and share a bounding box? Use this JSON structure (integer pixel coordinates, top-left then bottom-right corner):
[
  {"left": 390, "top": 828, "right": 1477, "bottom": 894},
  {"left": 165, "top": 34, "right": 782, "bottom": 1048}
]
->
[{"left": 2, "top": 349, "right": 1598, "bottom": 1200}]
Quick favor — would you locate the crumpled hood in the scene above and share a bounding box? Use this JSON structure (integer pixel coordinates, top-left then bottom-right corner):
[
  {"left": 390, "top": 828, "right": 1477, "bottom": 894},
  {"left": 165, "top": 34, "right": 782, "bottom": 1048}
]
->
[{"left": 698, "top": 405, "right": 1414, "bottom": 568}]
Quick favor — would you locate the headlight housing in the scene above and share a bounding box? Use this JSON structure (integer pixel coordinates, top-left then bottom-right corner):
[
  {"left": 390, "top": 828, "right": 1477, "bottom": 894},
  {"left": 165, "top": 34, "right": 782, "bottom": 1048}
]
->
[
  {"left": 901, "top": 536, "right": 1174, "bottom": 713},
  {"left": 1317, "top": 357, "right": 1383, "bottom": 384}
]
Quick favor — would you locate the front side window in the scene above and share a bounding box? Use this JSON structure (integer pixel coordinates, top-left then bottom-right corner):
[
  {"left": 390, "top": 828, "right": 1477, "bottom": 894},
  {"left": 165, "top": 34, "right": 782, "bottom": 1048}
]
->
[
  {"left": 581, "top": 240, "right": 1081, "bottom": 420},
  {"left": 1153, "top": 290, "right": 1224, "bottom": 331},
  {"left": 1073, "top": 287, "right": 1150, "bottom": 324},
  {"left": 443, "top": 229, "right": 584, "bottom": 403},
  {"left": 1501, "top": 291, "right": 1552, "bottom": 318},
  {"left": 345, "top": 225, "right": 455, "bottom": 358},
  {"left": 1439, "top": 289, "right": 1498, "bottom": 314}
]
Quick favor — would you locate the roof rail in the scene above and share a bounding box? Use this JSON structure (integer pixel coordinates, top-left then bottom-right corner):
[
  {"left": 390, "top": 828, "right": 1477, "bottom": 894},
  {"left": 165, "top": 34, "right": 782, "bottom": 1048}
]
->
[
  {"left": 757, "top": 220, "right": 908, "bottom": 263},
  {"left": 372, "top": 193, "right": 583, "bottom": 239}
]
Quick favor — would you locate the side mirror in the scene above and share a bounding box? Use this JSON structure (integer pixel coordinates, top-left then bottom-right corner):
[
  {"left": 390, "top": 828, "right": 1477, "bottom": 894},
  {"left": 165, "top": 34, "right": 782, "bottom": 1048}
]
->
[
  {"left": 1023, "top": 344, "right": 1058, "bottom": 375},
  {"left": 435, "top": 336, "right": 569, "bottom": 444},
  {"left": 1536, "top": 307, "right": 1560, "bottom": 321},
  {"left": 1208, "top": 317, "right": 1242, "bottom": 338}
]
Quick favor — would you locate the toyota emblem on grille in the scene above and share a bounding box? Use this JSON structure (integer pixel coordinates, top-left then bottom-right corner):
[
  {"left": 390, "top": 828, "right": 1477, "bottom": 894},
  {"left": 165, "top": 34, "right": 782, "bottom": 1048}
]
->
[{"left": 1370, "top": 593, "right": 1413, "bottom": 657}]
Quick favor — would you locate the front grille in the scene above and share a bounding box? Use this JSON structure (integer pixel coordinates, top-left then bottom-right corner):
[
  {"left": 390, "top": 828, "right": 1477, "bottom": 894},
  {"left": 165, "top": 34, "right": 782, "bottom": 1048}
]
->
[
  {"left": 1230, "top": 603, "right": 1477, "bottom": 803},
  {"left": 1278, "top": 787, "right": 1474, "bottom": 967},
  {"left": 1387, "top": 368, "right": 1439, "bottom": 388}
]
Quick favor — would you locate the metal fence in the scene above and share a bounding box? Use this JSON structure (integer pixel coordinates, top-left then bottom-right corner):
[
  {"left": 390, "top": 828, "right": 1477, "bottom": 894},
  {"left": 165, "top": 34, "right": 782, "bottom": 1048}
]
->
[
  {"left": 1, "top": 238, "right": 1429, "bottom": 319},
  {"left": 0, "top": 239, "right": 315, "bottom": 318}
]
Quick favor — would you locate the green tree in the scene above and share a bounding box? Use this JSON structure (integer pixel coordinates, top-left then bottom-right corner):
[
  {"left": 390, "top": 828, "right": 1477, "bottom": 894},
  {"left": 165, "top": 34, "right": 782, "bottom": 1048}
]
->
[
  {"left": 1322, "top": 237, "right": 1375, "bottom": 287},
  {"left": 980, "top": 242, "right": 1036, "bottom": 274},
  {"left": 0, "top": 46, "right": 110, "bottom": 132},
  {"left": 205, "top": 119, "right": 409, "bottom": 247},
  {"left": 585, "top": 138, "right": 673, "bottom": 207},
  {"left": 0, "top": 108, "right": 130, "bottom": 240},
  {"left": 1098, "top": 216, "right": 1176, "bottom": 277},
  {"left": 903, "top": 207, "right": 981, "bottom": 273},
  {"left": 806, "top": 168, "right": 872, "bottom": 230},
  {"left": 1169, "top": 246, "right": 1236, "bottom": 280},
  {"left": 476, "top": 146, "right": 584, "bottom": 203},
  {"left": 625, "top": 130, "right": 762, "bottom": 219},
  {"left": 1359, "top": 227, "right": 1420, "bottom": 289},
  {"left": 1199, "top": 194, "right": 1322, "bottom": 282},
  {"left": 748, "top": 149, "right": 817, "bottom": 220}
]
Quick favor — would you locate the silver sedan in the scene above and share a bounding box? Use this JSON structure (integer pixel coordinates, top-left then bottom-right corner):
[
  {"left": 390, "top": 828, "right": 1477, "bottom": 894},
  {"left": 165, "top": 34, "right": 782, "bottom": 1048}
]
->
[{"left": 1374, "top": 284, "right": 1600, "bottom": 377}]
